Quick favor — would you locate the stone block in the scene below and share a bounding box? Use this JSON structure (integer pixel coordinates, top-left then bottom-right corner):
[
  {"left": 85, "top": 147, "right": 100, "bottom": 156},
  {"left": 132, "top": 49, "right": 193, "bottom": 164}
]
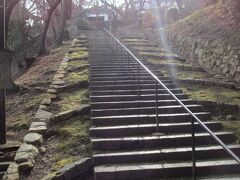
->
[
  {"left": 23, "top": 133, "right": 43, "bottom": 146},
  {"left": 2, "top": 162, "right": 19, "bottom": 180},
  {"left": 29, "top": 122, "right": 47, "bottom": 134},
  {"left": 14, "top": 144, "right": 39, "bottom": 164}
]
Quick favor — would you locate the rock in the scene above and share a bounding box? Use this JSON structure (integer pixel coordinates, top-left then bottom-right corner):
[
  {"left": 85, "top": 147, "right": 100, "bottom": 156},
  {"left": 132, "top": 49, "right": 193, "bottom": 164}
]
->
[
  {"left": 14, "top": 144, "right": 39, "bottom": 164},
  {"left": 35, "top": 108, "right": 52, "bottom": 122},
  {"left": 59, "top": 158, "right": 93, "bottom": 180},
  {"left": 52, "top": 80, "right": 65, "bottom": 86},
  {"left": 226, "top": 115, "right": 237, "bottom": 121},
  {"left": 50, "top": 104, "right": 90, "bottom": 124},
  {"left": 39, "top": 147, "right": 47, "bottom": 154},
  {"left": 18, "top": 162, "right": 34, "bottom": 172},
  {"left": 29, "top": 122, "right": 47, "bottom": 134},
  {"left": 41, "top": 97, "right": 52, "bottom": 105},
  {"left": 39, "top": 105, "right": 48, "bottom": 111},
  {"left": 47, "top": 89, "right": 58, "bottom": 94},
  {"left": 2, "top": 163, "right": 19, "bottom": 180},
  {"left": 23, "top": 133, "right": 43, "bottom": 146}
]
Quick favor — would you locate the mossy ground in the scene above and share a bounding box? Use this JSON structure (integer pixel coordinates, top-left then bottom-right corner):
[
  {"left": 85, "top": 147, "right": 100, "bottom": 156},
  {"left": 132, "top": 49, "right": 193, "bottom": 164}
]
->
[
  {"left": 123, "top": 38, "right": 148, "bottom": 43},
  {"left": 57, "top": 89, "right": 89, "bottom": 112},
  {"left": 66, "top": 50, "right": 88, "bottom": 60},
  {"left": 68, "top": 59, "right": 89, "bottom": 68},
  {"left": 147, "top": 59, "right": 183, "bottom": 65},
  {"left": 161, "top": 68, "right": 209, "bottom": 80},
  {"left": 132, "top": 46, "right": 167, "bottom": 53},
  {"left": 139, "top": 52, "right": 177, "bottom": 58},
  {"left": 52, "top": 115, "right": 91, "bottom": 171},
  {"left": 65, "top": 68, "right": 88, "bottom": 84},
  {"left": 181, "top": 84, "right": 240, "bottom": 105}
]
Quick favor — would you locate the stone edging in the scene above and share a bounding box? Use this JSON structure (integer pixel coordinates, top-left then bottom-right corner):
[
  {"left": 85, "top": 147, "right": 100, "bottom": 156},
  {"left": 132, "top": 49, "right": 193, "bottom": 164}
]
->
[{"left": 3, "top": 56, "right": 70, "bottom": 180}]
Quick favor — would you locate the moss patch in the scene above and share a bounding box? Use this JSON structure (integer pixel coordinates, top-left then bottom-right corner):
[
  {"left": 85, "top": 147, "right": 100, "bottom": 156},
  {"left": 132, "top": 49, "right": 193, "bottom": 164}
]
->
[
  {"left": 65, "top": 68, "right": 88, "bottom": 84},
  {"left": 68, "top": 60, "right": 89, "bottom": 69},
  {"left": 148, "top": 59, "right": 182, "bottom": 65},
  {"left": 58, "top": 89, "right": 89, "bottom": 112},
  {"left": 52, "top": 115, "right": 91, "bottom": 171},
  {"left": 222, "top": 121, "right": 240, "bottom": 141},
  {"left": 139, "top": 52, "right": 177, "bottom": 58},
  {"left": 66, "top": 51, "right": 88, "bottom": 60},
  {"left": 123, "top": 38, "right": 148, "bottom": 43},
  {"left": 133, "top": 46, "right": 166, "bottom": 52},
  {"left": 181, "top": 84, "right": 240, "bottom": 105},
  {"left": 160, "top": 68, "right": 209, "bottom": 80}
]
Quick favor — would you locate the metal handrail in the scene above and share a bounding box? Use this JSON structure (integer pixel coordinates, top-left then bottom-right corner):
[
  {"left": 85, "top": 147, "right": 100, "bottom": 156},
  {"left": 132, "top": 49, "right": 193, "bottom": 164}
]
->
[{"left": 103, "top": 28, "right": 240, "bottom": 179}]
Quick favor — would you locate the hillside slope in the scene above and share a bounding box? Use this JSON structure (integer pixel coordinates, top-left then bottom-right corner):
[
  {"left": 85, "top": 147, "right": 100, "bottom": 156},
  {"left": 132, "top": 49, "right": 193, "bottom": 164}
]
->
[{"left": 168, "top": 1, "right": 240, "bottom": 46}]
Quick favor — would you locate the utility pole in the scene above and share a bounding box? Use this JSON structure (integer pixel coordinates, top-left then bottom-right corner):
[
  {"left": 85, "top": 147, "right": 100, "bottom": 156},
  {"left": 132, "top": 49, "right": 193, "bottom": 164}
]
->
[{"left": 0, "top": 0, "right": 6, "bottom": 144}]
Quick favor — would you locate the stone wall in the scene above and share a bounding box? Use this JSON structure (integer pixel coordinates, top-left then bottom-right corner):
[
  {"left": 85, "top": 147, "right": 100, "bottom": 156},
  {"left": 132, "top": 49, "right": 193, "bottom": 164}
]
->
[{"left": 166, "top": 33, "right": 240, "bottom": 84}]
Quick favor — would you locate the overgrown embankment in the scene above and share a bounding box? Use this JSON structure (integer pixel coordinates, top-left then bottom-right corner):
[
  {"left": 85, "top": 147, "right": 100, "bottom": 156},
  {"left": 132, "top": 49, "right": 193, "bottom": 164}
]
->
[
  {"left": 24, "top": 36, "right": 92, "bottom": 180},
  {"left": 166, "top": 1, "right": 240, "bottom": 84},
  {"left": 7, "top": 42, "right": 71, "bottom": 142}
]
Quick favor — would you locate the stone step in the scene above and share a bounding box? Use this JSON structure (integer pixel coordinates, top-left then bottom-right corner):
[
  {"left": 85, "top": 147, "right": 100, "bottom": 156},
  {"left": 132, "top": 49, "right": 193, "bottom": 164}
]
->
[
  {"left": 90, "top": 83, "right": 177, "bottom": 91},
  {"left": 92, "top": 112, "right": 211, "bottom": 126},
  {"left": 0, "top": 162, "right": 11, "bottom": 171},
  {"left": 90, "top": 76, "right": 169, "bottom": 81},
  {"left": 0, "top": 171, "right": 5, "bottom": 179},
  {"left": 90, "top": 73, "right": 159, "bottom": 78},
  {"left": 90, "top": 121, "right": 222, "bottom": 137},
  {"left": 91, "top": 99, "right": 192, "bottom": 109},
  {"left": 94, "top": 159, "right": 240, "bottom": 180},
  {"left": 93, "top": 145, "right": 240, "bottom": 165},
  {"left": 0, "top": 141, "right": 21, "bottom": 152},
  {"left": 90, "top": 94, "right": 189, "bottom": 102},
  {"left": 0, "top": 155, "right": 5, "bottom": 161},
  {"left": 90, "top": 80, "right": 172, "bottom": 86},
  {"left": 89, "top": 62, "right": 138, "bottom": 66},
  {"left": 92, "top": 132, "right": 236, "bottom": 150},
  {"left": 90, "top": 88, "right": 183, "bottom": 96},
  {"left": 91, "top": 105, "right": 203, "bottom": 117}
]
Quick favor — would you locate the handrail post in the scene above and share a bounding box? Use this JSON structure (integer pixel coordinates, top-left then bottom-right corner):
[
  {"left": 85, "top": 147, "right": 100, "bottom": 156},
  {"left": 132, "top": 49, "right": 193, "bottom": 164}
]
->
[
  {"left": 155, "top": 81, "right": 159, "bottom": 133},
  {"left": 121, "top": 46, "right": 123, "bottom": 63},
  {"left": 191, "top": 117, "right": 197, "bottom": 180},
  {"left": 127, "top": 53, "right": 129, "bottom": 79},
  {"left": 137, "top": 63, "right": 140, "bottom": 106}
]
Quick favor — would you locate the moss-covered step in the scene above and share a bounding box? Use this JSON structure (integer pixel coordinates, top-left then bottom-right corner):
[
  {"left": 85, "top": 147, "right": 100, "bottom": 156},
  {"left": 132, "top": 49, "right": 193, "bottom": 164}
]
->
[
  {"left": 66, "top": 50, "right": 88, "bottom": 60},
  {"left": 147, "top": 59, "right": 204, "bottom": 72},
  {"left": 181, "top": 84, "right": 240, "bottom": 106},
  {"left": 139, "top": 52, "right": 184, "bottom": 61},
  {"left": 124, "top": 42, "right": 158, "bottom": 47},
  {"left": 123, "top": 38, "right": 148, "bottom": 43},
  {"left": 131, "top": 46, "right": 170, "bottom": 53},
  {"left": 56, "top": 89, "right": 89, "bottom": 113},
  {"left": 161, "top": 68, "right": 235, "bottom": 89},
  {"left": 50, "top": 115, "right": 91, "bottom": 172}
]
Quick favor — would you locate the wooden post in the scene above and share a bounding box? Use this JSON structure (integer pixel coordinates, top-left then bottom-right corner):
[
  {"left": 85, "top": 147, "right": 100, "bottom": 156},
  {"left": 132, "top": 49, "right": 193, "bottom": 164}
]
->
[
  {"left": 0, "top": 89, "right": 6, "bottom": 144},
  {"left": 0, "top": 0, "right": 8, "bottom": 144}
]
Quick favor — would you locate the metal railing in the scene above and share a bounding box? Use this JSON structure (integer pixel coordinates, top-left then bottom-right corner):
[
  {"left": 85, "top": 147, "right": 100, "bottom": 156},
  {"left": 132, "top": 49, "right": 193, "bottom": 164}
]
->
[{"left": 103, "top": 28, "right": 240, "bottom": 179}]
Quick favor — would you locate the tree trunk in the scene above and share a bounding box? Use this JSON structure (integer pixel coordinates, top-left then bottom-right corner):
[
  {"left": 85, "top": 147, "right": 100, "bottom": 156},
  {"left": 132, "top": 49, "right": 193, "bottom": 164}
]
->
[
  {"left": 56, "top": 0, "right": 72, "bottom": 45},
  {"left": 38, "top": 0, "right": 62, "bottom": 56}
]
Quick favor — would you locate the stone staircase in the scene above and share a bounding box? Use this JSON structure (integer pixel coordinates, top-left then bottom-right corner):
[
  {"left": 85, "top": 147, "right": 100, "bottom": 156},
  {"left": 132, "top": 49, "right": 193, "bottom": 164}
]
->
[
  {"left": 0, "top": 141, "right": 21, "bottom": 179},
  {"left": 87, "top": 31, "right": 240, "bottom": 180}
]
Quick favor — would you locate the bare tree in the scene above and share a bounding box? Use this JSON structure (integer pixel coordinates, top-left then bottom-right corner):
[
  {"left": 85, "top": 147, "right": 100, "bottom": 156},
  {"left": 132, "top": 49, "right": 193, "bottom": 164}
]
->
[
  {"left": 38, "top": 0, "right": 62, "bottom": 56},
  {"left": 56, "top": 0, "right": 72, "bottom": 45}
]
